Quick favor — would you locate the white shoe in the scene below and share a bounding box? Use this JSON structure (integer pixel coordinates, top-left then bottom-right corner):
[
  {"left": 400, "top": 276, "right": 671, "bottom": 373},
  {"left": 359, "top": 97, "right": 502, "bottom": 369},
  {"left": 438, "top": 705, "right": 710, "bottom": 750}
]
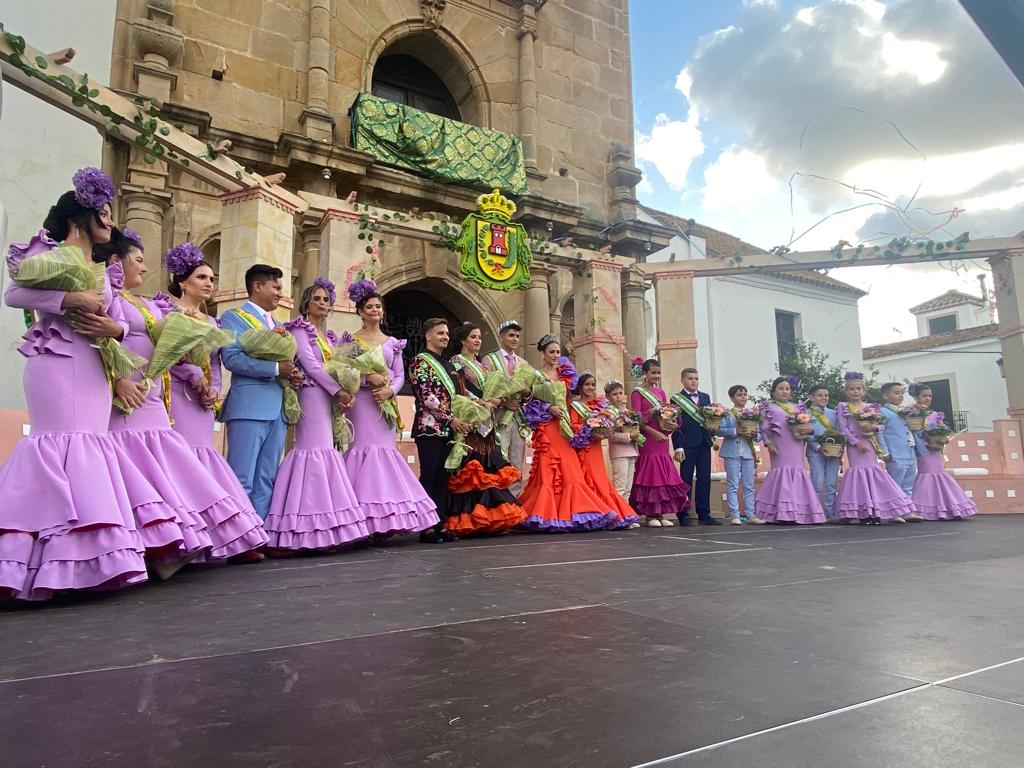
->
[
  {"left": 628, "top": 522, "right": 642, "bottom": 529},
  {"left": 646, "top": 518, "right": 663, "bottom": 528},
  {"left": 729, "top": 517, "right": 743, "bottom": 525},
  {"left": 746, "top": 517, "right": 766, "bottom": 525},
  {"left": 891, "top": 516, "right": 907, "bottom": 524},
  {"left": 904, "top": 513, "right": 923, "bottom": 522},
  {"left": 660, "top": 518, "right": 676, "bottom": 527}
]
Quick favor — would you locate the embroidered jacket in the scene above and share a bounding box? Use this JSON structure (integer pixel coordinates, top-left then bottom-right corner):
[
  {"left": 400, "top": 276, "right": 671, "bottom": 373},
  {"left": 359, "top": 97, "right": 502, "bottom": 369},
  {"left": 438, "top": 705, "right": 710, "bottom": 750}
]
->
[{"left": 409, "top": 350, "right": 455, "bottom": 438}]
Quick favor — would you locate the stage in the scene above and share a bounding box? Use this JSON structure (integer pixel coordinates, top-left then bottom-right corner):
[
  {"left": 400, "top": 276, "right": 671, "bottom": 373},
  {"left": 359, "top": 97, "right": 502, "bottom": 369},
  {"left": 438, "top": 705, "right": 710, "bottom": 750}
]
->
[{"left": 3, "top": 517, "right": 1023, "bottom": 767}]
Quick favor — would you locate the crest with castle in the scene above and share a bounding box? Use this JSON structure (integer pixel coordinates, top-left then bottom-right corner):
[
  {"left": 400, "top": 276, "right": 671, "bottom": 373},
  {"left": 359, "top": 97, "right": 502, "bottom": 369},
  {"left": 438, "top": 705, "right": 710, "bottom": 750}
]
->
[{"left": 454, "top": 188, "right": 532, "bottom": 292}]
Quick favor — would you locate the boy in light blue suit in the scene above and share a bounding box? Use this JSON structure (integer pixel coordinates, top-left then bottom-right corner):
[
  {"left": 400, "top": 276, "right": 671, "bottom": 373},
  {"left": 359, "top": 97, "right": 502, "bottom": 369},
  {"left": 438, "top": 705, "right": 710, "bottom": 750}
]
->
[
  {"left": 219, "top": 265, "right": 303, "bottom": 520},
  {"left": 806, "top": 385, "right": 842, "bottom": 520},
  {"left": 718, "top": 385, "right": 764, "bottom": 525},
  {"left": 880, "top": 381, "right": 923, "bottom": 522}
]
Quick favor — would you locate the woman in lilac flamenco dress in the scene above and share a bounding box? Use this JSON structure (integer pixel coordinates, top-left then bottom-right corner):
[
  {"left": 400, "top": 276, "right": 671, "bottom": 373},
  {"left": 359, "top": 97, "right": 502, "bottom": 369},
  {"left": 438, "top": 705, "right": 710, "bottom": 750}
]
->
[
  {"left": 754, "top": 376, "right": 825, "bottom": 524},
  {"left": 909, "top": 383, "right": 976, "bottom": 520},
  {"left": 628, "top": 358, "right": 688, "bottom": 527},
  {"left": 0, "top": 170, "right": 147, "bottom": 600},
  {"left": 339, "top": 280, "right": 438, "bottom": 538},
  {"left": 162, "top": 242, "right": 269, "bottom": 561},
  {"left": 834, "top": 371, "right": 915, "bottom": 524},
  {"left": 105, "top": 231, "right": 267, "bottom": 574},
  {"left": 263, "top": 279, "right": 370, "bottom": 551}
]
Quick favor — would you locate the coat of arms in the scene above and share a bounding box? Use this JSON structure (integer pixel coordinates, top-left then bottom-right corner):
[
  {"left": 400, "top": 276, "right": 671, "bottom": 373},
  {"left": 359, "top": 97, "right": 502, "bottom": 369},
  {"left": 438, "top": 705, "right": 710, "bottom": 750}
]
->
[{"left": 455, "top": 189, "right": 532, "bottom": 291}]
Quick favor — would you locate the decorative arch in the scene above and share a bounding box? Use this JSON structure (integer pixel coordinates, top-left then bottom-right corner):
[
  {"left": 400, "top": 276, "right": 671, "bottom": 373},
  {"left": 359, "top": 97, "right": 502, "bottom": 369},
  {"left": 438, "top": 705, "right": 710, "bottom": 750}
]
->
[{"left": 364, "top": 20, "right": 492, "bottom": 127}]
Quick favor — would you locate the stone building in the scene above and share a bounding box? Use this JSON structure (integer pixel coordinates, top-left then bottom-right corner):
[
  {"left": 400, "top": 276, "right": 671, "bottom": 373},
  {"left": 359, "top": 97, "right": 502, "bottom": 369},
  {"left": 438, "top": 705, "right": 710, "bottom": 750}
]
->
[{"left": 108, "top": 0, "right": 673, "bottom": 381}]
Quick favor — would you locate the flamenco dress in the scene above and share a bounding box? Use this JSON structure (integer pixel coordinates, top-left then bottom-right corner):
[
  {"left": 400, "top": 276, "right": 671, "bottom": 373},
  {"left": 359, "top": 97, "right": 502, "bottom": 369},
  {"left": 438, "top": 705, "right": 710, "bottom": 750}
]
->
[
  {"left": 911, "top": 434, "right": 977, "bottom": 520},
  {"left": 263, "top": 320, "right": 369, "bottom": 549},
  {"left": 753, "top": 402, "right": 825, "bottom": 524},
  {"left": 628, "top": 386, "right": 689, "bottom": 519},
  {"left": 0, "top": 238, "right": 146, "bottom": 600},
  {"left": 569, "top": 398, "right": 639, "bottom": 528}
]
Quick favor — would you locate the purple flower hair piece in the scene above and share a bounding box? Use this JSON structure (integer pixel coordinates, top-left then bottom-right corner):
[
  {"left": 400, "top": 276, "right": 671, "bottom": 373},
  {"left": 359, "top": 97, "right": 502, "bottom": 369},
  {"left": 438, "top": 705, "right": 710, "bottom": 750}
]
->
[
  {"left": 314, "top": 276, "right": 337, "bottom": 305},
  {"left": 785, "top": 375, "right": 801, "bottom": 390},
  {"left": 347, "top": 278, "right": 377, "bottom": 305},
  {"left": 163, "top": 242, "right": 205, "bottom": 277},
  {"left": 844, "top": 371, "right": 865, "bottom": 382},
  {"left": 72, "top": 167, "right": 116, "bottom": 211},
  {"left": 122, "top": 227, "right": 144, "bottom": 252},
  {"left": 7, "top": 228, "right": 58, "bottom": 277}
]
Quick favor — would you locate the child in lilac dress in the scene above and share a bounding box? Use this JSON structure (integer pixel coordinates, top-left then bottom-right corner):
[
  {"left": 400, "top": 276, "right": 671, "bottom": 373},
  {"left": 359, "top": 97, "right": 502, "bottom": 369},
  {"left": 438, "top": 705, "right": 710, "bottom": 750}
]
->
[{"left": 909, "top": 384, "right": 976, "bottom": 520}]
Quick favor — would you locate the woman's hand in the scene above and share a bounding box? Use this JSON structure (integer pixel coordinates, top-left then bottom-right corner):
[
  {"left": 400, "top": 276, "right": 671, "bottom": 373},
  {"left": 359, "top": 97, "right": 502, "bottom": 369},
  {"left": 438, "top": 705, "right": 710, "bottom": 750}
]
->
[
  {"left": 626, "top": 426, "right": 640, "bottom": 440},
  {"left": 372, "top": 385, "right": 394, "bottom": 402},
  {"left": 856, "top": 443, "right": 870, "bottom": 454},
  {"left": 485, "top": 398, "right": 502, "bottom": 409},
  {"left": 549, "top": 405, "right": 564, "bottom": 419},
  {"left": 62, "top": 290, "right": 104, "bottom": 314},
  {"left": 766, "top": 443, "right": 778, "bottom": 455},
  {"left": 654, "top": 431, "right": 669, "bottom": 442},
  {"left": 114, "top": 378, "right": 147, "bottom": 409},
  {"left": 68, "top": 311, "right": 123, "bottom": 339},
  {"left": 451, "top": 417, "right": 472, "bottom": 435},
  {"left": 366, "top": 373, "right": 388, "bottom": 389}
]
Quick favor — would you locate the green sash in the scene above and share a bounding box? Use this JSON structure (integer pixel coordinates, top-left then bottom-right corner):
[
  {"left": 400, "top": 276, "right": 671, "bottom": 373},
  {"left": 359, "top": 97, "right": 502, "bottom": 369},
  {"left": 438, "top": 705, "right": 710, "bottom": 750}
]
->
[
  {"left": 634, "top": 386, "right": 664, "bottom": 410},
  {"left": 670, "top": 392, "right": 705, "bottom": 427},
  {"left": 451, "top": 354, "right": 486, "bottom": 388},
  {"left": 810, "top": 406, "right": 833, "bottom": 430},
  {"left": 415, "top": 352, "right": 455, "bottom": 396}
]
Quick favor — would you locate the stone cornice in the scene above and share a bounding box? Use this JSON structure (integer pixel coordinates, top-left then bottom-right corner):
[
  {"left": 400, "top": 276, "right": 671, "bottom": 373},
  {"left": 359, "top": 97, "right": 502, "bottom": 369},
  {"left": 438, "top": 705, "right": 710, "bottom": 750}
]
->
[{"left": 220, "top": 186, "right": 300, "bottom": 215}]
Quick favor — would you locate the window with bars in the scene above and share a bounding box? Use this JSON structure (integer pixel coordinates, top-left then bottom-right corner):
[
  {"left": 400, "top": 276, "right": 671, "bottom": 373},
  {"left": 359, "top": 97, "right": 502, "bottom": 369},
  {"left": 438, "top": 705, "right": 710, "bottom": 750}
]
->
[{"left": 775, "top": 310, "right": 801, "bottom": 365}]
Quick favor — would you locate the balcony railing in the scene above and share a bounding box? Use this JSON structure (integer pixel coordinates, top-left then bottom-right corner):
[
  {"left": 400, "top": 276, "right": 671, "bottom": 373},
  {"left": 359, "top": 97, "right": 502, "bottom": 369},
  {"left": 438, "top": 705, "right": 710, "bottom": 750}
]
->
[{"left": 350, "top": 92, "right": 527, "bottom": 195}]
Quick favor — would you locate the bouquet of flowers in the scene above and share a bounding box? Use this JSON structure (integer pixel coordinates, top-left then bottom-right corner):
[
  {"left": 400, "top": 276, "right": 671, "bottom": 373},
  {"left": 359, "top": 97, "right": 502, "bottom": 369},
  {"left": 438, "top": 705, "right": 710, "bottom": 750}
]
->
[
  {"left": 530, "top": 377, "right": 574, "bottom": 440},
  {"left": 238, "top": 326, "right": 302, "bottom": 425},
  {"left": 337, "top": 340, "right": 401, "bottom": 432},
  {"left": 585, "top": 405, "right": 617, "bottom": 439},
  {"left": 819, "top": 427, "right": 846, "bottom": 458},
  {"left": 322, "top": 358, "right": 362, "bottom": 451},
  {"left": 922, "top": 411, "right": 954, "bottom": 450},
  {"left": 656, "top": 403, "right": 680, "bottom": 433},
  {"left": 854, "top": 402, "right": 884, "bottom": 437},
  {"left": 785, "top": 406, "right": 814, "bottom": 440},
  {"left": 613, "top": 408, "right": 645, "bottom": 446},
  {"left": 148, "top": 311, "right": 234, "bottom": 391},
  {"left": 444, "top": 395, "right": 493, "bottom": 470},
  {"left": 737, "top": 406, "right": 763, "bottom": 436},
  {"left": 899, "top": 404, "right": 930, "bottom": 432},
  {"left": 702, "top": 403, "right": 727, "bottom": 432}
]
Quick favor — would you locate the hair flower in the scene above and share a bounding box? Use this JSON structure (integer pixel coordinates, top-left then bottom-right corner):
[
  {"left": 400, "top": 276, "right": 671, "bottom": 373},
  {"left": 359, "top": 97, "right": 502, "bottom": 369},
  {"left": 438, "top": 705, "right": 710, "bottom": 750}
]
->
[
  {"left": 72, "top": 167, "right": 116, "bottom": 211},
  {"left": 314, "top": 276, "right": 337, "bottom": 305},
  {"left": 163, "top": 242, "right": 205, "bottom": 277},
  {"left": 347, "top": 278, "right": 377, "bottom": 304}
]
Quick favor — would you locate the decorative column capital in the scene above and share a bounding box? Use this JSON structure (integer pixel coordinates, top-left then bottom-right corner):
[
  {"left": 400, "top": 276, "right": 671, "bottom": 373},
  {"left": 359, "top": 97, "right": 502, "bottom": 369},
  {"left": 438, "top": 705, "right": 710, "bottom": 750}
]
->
[
  {"left": 121, "top": 183, "right": 174, "bottom": 207},
  {"left": 420, "top": 0, "right": 448, "bottom": 29}
]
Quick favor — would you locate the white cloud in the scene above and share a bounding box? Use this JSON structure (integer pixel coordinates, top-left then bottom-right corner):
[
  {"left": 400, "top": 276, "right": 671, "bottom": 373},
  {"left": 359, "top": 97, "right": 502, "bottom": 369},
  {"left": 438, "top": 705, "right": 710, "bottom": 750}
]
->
[
  {"left": 701, "top": 148, "right": 777, "bottom": 210},
  {"left": 635, "top": 110, "right": 704, "bottom": 191},
  {"left": 881, "top": 33, "right": 947, "bottom": 84},
  {"left": 675, "top": 68, "right": 693, "bottom": 99}
]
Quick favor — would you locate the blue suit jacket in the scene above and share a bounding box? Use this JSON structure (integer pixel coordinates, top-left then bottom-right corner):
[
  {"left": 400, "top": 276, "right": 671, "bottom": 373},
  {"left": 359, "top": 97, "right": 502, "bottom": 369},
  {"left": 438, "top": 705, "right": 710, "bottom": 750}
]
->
[
  {"left": 718, "top": 411, "right": 760, "bottom": 460},
  {"left": 806, "top": 405, "right": 839, "bottom": 457},
  {"left": 671, "top": 390, "right": 714, "bottom": 450},
  {"left": 219, "top": 301, "right": 285, "bottom": 422},
  {"left": 880, "top": 403, "right": 915, "bottom": 461}
]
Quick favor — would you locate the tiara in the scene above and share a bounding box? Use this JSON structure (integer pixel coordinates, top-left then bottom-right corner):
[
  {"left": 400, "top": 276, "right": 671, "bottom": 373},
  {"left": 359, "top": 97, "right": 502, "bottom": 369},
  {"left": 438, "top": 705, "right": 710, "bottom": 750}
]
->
[
  {"left": 499, "top": 319, "right": 522, "bottom": 332},
  {"left": 604, "top": 379, "right": 623, "bottom": 392},
  {"left": 537, "top": 333, "right": 558, "bottom": 349}
]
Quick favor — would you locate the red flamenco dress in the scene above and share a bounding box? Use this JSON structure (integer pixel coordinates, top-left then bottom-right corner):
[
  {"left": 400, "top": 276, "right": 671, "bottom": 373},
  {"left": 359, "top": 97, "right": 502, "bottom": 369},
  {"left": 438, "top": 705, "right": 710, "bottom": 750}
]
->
[
  {"left": 569, "top": 398, "right": 639, "bottom": 528},
  {"left": 518, "top": 360, "right": 617, "bottom": 531},
  {"left": 444, "top": 357, "right": 527, "bottom": 535}
]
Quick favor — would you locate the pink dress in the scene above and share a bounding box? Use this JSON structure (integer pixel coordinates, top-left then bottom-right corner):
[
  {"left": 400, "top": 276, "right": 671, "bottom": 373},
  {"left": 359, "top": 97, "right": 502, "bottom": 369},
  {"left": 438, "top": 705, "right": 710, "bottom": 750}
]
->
[
  {"left": 263, "top": 320, "right": 369, "bottom": 549},
  {"left": 0, "top": 252, "right": 147, "bottom": 600},
  {"left": 912, "top": 436, "right": 977, "bottom": 520},
  {"left": 340, "top": 334, "right": 438, "bottom": 535},
  {"left": 834, "top": 403, "right": 915, "bottom": 520},
  {"left": 754, "top": 403, "right": 825, "bottom": 524},
  {"left": 628, "top": 386, "right": 690, "bottom": 518}
]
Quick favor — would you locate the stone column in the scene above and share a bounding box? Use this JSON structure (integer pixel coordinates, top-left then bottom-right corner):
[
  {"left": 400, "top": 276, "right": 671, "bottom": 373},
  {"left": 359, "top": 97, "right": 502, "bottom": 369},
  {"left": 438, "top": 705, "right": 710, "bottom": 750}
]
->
[
  {"left": 217, "top": 187, "right": 298, "bottom": 320},
  {"left": 991, "top": 254, "right": 1024, "bottom": 433},
  {"left": 621, "top": 266, "right": 649, "bottom": 359},
  {"left": 571, "top": 256, "right": 628, "bottom": 387},
  {"left": 298, "top": 212, "right": 323, "bottom": 295},
  {"left": 651, "top": 268, "right": 698, "bottom": 380},
  {"left": 122, "top": 184, "right": 172, "bottom": 296},
  {"left": 301, "top": 0, "right": 334, "bottom": 141},
  {"left": 319, "top": 209, "right": 365, "bottom": 336},
  {"left": 516, "top": 1, "right": 541, "bottom": 171},
  {"left": 524, "top": 262, "right": 552, "bottom": 367}
]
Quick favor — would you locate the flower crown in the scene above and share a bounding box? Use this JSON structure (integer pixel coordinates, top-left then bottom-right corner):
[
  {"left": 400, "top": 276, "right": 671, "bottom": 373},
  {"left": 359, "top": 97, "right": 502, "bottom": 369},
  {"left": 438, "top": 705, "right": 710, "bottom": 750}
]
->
[
  {"left": 347, "top": 277, "right": 377, "bottom": 305},
  {"left": 72, "top": 167, "right": 116, "bottom": 211},
  {"left": 122, "top": 227, "right": 144, "bottom": 252},
  {"left": 785, "top": 375, "right": 801, "bottom": 390},
  {"left": 314, "top": 276, "right": 337, "bottom": 305},
  {"left": 844, "top": 371, "right": 865, "bottom": 382},
  {"left": 163, "top": 242, "right": 205, "bottom": 277},
  {"left": 629, "top": 356, "right": 646, "bottom": 378}
]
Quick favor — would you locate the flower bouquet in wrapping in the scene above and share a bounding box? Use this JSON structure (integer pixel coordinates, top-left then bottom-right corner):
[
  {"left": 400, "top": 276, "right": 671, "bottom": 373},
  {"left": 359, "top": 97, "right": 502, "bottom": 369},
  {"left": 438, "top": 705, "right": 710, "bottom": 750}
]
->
[
  {"left": 923, "top": 411, "right": 954, "bottom": 451},
  {"left": 322, "top": 359, "right": 362, "bottom": 451},
  {"left": 149, "top": 310, "right": 234, "bottom": 387},
  {"left": 491, "top": 361, "right": 538, "bottom": 431},
  {"left": 10, "top": 242, "right": 147, "bottom": 385},
  {"left": 585, "top": 404, "right": 617, "bottom": 439},
  {"left": 239, "top": 326, "right": 302, "bottom": 425},
  {"left": 785, "top": 406, "right": 814, "bottom": 440},
  {"left": 530, "top": 377, "right": 574, "bottom": 440},
  {"left": 618, "top": 409, "right": 645, "bottom": 447},
  {"left": 444, "top": 395, "right": 493, "bottom": 470},
  {"left": 702, "top": 403, "right": 728, "bottom": 432},
  {"left": 337, "top": 341, "right": 401, "bottom": 432}
]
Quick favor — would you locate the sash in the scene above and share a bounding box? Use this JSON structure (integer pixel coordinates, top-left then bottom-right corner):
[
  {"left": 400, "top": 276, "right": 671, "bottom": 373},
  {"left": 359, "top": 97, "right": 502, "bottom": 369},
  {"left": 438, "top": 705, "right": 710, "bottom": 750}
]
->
[
  {"left": 882, "top": 403, "right": 915, "bottom": 448},
  {"left": 451, "top": 353, "right": 486, "bottom": 388},
  {"left": 848, "top": 402, "right": 886, "bottom": 458},
  {"left": 671, "top": 391, "right": 705, "bottom": 427},
  {"left": 570, "top": 400, "right": 590, "bottom": 418},
  {"left": 810, "top": 407, "right": 834, "bottom": 430},
  {"left": 233, "top": 307, "right": 267, "bottom": 331},
  {"left": 314, "top": 331, "right": 332, "bottom": 362},
  {"left": 634, "top": 386, "right": 664, "bottom": 410},
  {"left": 120, "top": 291, "right": 173, "bottom": 422},
  {"left": 415, "top": 352, "right": 455, "bottom": 397},
  {"left": 731, "top": 407, "right": 760, "bottom": 465},
  {"left": 486, "top": 350, "right": 515, "bottom": 375}
]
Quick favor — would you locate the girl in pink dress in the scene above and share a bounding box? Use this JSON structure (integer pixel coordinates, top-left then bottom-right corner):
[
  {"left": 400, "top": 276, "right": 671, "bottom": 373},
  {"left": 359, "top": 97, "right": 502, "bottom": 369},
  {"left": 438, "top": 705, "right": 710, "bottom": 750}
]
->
[
  {"left": 628, "top": 359, "right": 688, "bottom": 527},
  {"left": 908, "top": 383, "right": 976, "bottom": 520},
  {"left": 0, "top": 170, "right": 147, "bottom": 600}
]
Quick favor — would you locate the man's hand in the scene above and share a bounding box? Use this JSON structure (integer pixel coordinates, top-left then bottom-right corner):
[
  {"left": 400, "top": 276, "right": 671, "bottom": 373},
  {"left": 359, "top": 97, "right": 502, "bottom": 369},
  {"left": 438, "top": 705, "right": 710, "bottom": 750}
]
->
[
  {"left": 287, "top": 368, "right": 304, "bottom": 390},
  {"left": 279, "top": 360, "right": 298, "bottom": 379},
  {"left": 673, "top": 449, "right": 685, "bottom": 462}
]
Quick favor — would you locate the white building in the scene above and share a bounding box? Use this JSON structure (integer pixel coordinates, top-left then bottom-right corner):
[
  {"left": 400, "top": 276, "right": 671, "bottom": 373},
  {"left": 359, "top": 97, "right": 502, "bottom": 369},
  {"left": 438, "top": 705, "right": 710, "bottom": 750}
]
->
[
  {"left": 640, "top": 208, "right": 866, "bottom": 403},
  {"left": 864, "top": 288, "right": 1004, "bottom": 432}
]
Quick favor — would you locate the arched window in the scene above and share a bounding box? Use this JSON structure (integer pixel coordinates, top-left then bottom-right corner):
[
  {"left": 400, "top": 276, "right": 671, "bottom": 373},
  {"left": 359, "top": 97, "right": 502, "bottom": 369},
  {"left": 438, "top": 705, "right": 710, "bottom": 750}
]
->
[{"left": 371, "top": 54, "right": 461, "bottom": 121}]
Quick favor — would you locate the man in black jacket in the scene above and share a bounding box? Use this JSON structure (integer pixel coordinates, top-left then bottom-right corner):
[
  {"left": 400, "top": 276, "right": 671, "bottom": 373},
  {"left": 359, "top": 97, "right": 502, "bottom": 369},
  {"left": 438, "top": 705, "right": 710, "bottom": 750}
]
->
[{"left": 671, "top": 368, "right": 721, "bottom": 525}]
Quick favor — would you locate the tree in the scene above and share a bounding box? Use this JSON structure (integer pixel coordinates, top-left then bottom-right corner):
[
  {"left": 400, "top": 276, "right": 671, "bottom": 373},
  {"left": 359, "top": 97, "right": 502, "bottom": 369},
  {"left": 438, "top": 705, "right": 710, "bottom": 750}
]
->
[{"left": 757, "top": 340, "right": 881, "bottom": 405}]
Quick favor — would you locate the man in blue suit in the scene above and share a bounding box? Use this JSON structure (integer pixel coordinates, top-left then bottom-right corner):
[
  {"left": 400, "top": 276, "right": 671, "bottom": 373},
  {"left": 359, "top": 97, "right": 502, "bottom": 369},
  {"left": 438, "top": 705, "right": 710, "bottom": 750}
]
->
[
  {"left": 880, "top": 381, "right": 923, "bottom": 522},
  {"left": 671, "top": 367, "right": 720, "bottom": 525},
  {"left": 806, "top": 385, "right": 842, "bottom": 520},
  {"left": 220, "top": 264, "right": 303, "bottom": 520}
]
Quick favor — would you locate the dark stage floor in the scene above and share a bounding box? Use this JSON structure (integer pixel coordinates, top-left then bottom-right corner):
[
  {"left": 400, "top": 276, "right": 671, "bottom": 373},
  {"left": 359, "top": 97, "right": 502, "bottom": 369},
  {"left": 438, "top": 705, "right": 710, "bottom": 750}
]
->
[{"left": 3, "top": 516, "right": 1024, "bottom": 768}]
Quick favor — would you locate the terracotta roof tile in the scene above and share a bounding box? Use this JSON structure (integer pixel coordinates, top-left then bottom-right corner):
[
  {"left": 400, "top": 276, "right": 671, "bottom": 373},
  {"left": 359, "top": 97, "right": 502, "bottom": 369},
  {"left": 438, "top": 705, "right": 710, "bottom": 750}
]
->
[
  {"left": 862, "top": 323, "right": 999, "bottom": 359},
  {"left": 908, "top": 289, "right": 984, "bottom": 314}
]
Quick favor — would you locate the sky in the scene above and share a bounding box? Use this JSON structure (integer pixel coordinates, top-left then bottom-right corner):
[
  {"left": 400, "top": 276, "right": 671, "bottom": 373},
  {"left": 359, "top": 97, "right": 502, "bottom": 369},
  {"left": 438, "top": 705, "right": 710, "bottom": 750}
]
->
[{"left": 629, "top": 0, "right": 1024, "bottom": 346}]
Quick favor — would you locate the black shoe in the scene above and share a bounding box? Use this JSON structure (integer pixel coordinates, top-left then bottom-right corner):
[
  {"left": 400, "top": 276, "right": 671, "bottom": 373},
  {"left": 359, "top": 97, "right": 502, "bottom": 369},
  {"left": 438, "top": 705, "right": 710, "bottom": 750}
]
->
[
  {"left": 419, "top": 531, "right": 443, "bottom": 544},
  {"left": 698, "top": 517, "right": 723, "bottom": 526},
  {"left": 439, "top": 531, "right": 458, "bottom": 542},
  {"left": 677, "top": 517, "right": 697, "bottom": 527}
]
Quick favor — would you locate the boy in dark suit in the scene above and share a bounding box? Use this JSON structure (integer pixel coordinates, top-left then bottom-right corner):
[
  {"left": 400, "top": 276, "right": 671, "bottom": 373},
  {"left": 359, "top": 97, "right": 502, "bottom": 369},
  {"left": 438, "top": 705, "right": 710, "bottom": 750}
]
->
[{"left": 671, "top": 367, "right": 721, "bottom": 525}]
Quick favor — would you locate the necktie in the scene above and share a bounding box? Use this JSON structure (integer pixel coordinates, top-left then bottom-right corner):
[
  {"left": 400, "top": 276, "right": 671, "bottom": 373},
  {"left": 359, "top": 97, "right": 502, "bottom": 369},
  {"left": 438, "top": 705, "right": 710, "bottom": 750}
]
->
[{"left": 506, "top": 352, "right": 514, "bottom": 375}]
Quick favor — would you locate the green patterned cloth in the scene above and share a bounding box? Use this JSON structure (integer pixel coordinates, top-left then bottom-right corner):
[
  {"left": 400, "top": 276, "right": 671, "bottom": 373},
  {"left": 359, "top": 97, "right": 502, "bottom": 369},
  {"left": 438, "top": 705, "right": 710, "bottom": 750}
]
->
[{"left": 351, "top": 93, "right": 527, "bottom": 195}]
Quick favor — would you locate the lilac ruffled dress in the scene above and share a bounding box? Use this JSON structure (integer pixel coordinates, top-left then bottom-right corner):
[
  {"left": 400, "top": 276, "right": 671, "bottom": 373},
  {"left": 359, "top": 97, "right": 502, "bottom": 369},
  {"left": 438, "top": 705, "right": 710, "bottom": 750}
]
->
[
  {"left": 754, "top": 402, "right": 825, "bottom": 524},
  {"left": 263, "top": 320, "right": 369, "bottom": 549},
  {"left": 168, "top": 312, "right": 269, "bottom": 558},
  {"left": 0, "top": 235, "right": 147, "bottom": 600},
  {"left": 107, "top": 273, "right": 266, "bottom": 563},
  {"left": 833, "top": 402, "right": 915, "bottom": 520},
  {"left": 912, "top": 437, "right": 977, "bottom": 520},
  {"left": 340, "top": 334, "right": 438, "bottom": 535}
]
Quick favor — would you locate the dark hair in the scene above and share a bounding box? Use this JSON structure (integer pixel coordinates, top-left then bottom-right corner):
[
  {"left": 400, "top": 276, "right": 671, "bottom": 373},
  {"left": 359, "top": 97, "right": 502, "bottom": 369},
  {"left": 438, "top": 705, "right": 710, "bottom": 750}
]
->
[
  {"left": 604, "top": 380, "right": 624, "bottom": 395},
  {"left": 244, "top": 264, "right": 283, "bottom": 296},
  {"left": 298, "top": 282, "right": 332, "bottom": 316},
  {"left": 168, "top": 259, "right": 214, "bottom": 298},
  {"left": 809, "top": 384, "right": 830, "bottom": 397},
  {"left": 451, "top": 320, "right": 481, "bottom": 351},
  {"left": 641, "top": 358, "right": 660, "bottom": 373},
  {"left": 94, "top": 227, "right": 142, "bottom": 265},
  {"left": 727, "top": 384, "right": 747, "bottom": 398},
  {"left": 681, "top": 367, "right": 699, "bottom": 377},
  {"left": 769, "top": 376, "right": 790, "bottom": 396},
  {"left": 499, "top": 321, "right": 522, "bottom": 334},
  {"left": 354, "top": 290, "right": 384, "bottom": 313},
  {"left": 573, "top": 372, "right": 596, "bottom": 396},
  {"left": 880, "top": 382, "right": 902, "bottom": 397},
  {"left": 537, "top": 334, "right": 559, "bottom": 352},
  {"left": 908, "top": 382, "right": 932, "bottom": 398},
  {"left": 422, "top": 317, "right": 448, "bottom": 337},
  {"left": 43, "top": 190, "right": 105, "bottom": 245}
]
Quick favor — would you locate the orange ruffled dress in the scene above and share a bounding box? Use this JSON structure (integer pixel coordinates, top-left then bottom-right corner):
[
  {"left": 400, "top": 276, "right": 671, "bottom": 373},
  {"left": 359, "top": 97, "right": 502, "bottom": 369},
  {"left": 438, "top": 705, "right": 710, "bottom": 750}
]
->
[{"left": 569, "top": 398, "right": 639, "bottom": 528}]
